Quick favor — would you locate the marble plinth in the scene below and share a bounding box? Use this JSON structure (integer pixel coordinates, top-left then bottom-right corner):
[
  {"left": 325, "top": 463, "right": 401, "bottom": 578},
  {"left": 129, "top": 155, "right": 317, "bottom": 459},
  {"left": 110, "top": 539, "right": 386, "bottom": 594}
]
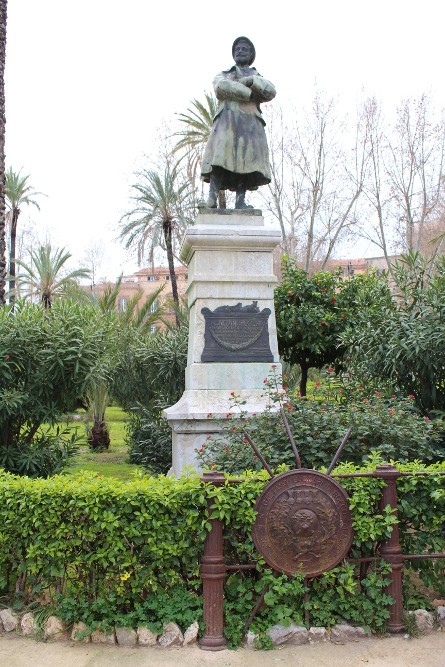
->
[{"left": 164, "top": 209, "right": 282, "bottom": 476}]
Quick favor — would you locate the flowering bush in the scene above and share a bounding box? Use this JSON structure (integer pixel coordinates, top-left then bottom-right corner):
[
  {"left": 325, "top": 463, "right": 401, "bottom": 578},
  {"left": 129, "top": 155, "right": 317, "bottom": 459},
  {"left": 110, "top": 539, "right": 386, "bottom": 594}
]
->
[{"left": 197, "top": 377, "right": 445, "bottom": 474}]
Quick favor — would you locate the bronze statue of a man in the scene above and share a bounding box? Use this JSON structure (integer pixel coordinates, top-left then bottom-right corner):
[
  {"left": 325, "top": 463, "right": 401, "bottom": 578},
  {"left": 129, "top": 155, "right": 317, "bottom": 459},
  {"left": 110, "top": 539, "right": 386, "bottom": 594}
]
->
[{"left": 201, "top": 36, "right": 276, "bottom": 210}]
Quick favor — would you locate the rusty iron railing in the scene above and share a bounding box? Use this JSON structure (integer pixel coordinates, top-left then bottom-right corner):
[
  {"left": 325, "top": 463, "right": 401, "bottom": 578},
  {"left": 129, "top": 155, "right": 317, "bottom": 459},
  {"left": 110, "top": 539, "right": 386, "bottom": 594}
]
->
[{"left": 199, "top": 465, "right": 445, "bottom": 650}]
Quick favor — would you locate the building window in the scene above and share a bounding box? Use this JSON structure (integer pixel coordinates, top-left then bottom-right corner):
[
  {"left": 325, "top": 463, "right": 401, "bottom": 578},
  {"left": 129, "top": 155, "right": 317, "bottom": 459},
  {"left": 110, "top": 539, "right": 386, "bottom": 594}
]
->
[
  {"left": 147, "top": 275, "right": 157, "bottom": 281},
  {"left": 150, "top": 325, "right": 157, "bottom": 334},
  {"left": 165, "top": 275, "right": 170, "bottom": 281},
  {"left": 120, "top": 297, "right": 127, "bottom": 312},
  {"left": 150, "top": 299, "right": 157, "bottom": 314}
]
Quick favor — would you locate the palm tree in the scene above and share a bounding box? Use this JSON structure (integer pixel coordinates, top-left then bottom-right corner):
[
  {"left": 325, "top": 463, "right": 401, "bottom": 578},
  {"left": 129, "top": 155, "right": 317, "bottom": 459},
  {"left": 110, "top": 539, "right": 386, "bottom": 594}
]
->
[
  {"left": 5, "top": 168, "right": 44, "bottom": 302},
  {"left": 120, "top": 163, "right": 191, "bottom": 324},
  {"left": 86, "top": 276, "right": 167, "bottom": 451},
  {"left": 0, "top": 0, "right": 7, "bottom": 305},
  {"left": 97, "top": 273, "right": 167, "bottom": 334},
  {"left": 174, "top": 92, "right": 226, "bottom": 208},
  {"left": 15, "top": 244, "right": 90, "bottom": 309}
]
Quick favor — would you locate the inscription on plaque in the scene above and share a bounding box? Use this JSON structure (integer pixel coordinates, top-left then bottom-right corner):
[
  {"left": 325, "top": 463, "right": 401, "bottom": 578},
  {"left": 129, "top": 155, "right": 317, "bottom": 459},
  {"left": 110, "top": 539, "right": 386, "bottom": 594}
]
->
[
  {"left": 201, "top": 301, "right": 273, "bottom": 362},
  {"left": 252, "top": 470, "right": 353, "bottom": 577}
]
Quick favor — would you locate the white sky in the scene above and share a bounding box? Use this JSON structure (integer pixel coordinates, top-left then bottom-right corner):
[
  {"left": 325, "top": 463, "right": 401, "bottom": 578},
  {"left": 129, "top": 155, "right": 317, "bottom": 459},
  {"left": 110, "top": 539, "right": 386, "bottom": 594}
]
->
[{"left": 5, "top": 0, "right": 445, "bottom": 279}]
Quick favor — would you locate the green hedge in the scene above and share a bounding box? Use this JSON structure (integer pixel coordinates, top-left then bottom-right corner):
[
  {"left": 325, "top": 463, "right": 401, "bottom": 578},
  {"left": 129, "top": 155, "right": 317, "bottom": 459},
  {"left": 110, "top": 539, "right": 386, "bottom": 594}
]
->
[{"left": 0, "top": 462, "right": 443, "bottom": 645}]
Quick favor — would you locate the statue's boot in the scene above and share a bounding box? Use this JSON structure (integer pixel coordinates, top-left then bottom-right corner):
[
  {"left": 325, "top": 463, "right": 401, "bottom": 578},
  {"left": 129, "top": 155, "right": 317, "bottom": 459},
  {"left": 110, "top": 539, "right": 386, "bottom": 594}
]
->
[
  {"left": 206, "top": 174, "right": 221, "bottom": 208},
  {"left": 235, "top": 188, "right": 254, "bottom": 210}
]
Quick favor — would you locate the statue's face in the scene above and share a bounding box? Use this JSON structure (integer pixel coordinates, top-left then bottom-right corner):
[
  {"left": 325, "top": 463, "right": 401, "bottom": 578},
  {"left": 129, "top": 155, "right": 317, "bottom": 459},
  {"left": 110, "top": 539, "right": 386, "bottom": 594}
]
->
[{"left": 234, "top": 40, "right": 252, "bottom": 66}]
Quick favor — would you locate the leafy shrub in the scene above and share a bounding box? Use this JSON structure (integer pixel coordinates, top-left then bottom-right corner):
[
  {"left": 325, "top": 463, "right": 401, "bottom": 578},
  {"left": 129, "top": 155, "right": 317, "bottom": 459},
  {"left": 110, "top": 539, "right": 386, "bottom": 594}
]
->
[
  {"left": 112, "top": 325, "right": 188, "bottom": 473},
  {"left": 0, "top": 300, "right": 109, "bottom": 476},
  {"left": 275, "top": 257, "right": 391, "bottom": 395},
  {"left": 197, "top": 385, "right": 445, "bottom": 473},
  {"left": 341, "top": 252, "right": 445, "bottom": 414},
  {"left": 0, "top": 426, "right": 78, "bottom": 478},
  {"left": 127, "top": 408, "right": 172, "bottom": 474},
  {"left": 111, "top": 325, "right": 188, "bottom": 412},
  {"left": 0, "top": 462, "right": 443, "bottom": 644}
]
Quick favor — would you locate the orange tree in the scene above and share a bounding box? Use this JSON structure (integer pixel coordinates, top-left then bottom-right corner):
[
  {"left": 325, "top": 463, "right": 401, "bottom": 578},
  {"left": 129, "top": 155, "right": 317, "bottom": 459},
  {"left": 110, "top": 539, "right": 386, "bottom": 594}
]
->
[{"left": 274, "top": 257, "right": 390, "bottom": 396}]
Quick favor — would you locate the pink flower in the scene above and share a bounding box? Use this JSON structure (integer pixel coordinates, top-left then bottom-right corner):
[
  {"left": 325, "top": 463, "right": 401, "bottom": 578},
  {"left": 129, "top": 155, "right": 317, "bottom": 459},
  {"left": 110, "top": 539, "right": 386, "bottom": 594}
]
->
[
  {"left": 389, "top": 409, "right": 394, "bottom": 415},
  {"left": 408, "top": 394, "right": 415, "bottom": 399},
  {"left": 425, "top": 417, "right": 430, "bottom": 423}
]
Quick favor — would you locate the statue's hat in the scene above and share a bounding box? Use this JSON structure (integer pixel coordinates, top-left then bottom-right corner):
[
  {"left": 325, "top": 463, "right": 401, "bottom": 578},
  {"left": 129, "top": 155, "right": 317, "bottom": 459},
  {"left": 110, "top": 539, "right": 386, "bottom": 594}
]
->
[{"left": 232, "top": 36, "right": 256, "bottom": 65}]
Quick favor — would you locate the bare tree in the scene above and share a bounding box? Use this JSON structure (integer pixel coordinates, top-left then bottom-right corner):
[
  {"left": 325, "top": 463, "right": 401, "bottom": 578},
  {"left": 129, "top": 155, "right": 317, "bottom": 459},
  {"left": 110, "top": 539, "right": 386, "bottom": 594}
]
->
[
  {"left": 387, "top": 95, "right": 445, "bottom": 253},
  {"left": 81, "top": 240, "right": 106, "bottom": 287},
  {"left": 260, "top": 105, "right": 306, "bottom": 257},
  {"left": 263, "top": 91, "right": 367, "bottom": 273},
  {"left": 360, "top": 97, "right": 398, "bottom": 281},
  {"left": 359, "top": 95, "right": 445, "bottom": 277}
]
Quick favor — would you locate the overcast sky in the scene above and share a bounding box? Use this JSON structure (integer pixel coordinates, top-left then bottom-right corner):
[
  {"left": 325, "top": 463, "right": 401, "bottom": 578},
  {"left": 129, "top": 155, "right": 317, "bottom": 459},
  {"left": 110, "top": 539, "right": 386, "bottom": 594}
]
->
[{"left": 5, "top": 0, "right": 445, "bottom": 279}]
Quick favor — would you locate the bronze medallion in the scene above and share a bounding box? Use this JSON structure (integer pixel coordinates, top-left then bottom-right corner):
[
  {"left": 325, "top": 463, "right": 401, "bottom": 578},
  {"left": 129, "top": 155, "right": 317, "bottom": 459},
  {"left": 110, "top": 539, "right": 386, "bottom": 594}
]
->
[{"left": 252, "top": 469, "right": 353, "bottom": 577}]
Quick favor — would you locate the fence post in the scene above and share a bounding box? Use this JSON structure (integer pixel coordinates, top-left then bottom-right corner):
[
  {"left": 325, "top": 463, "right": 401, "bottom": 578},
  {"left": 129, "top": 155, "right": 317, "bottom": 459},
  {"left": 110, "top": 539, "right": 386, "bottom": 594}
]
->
[
  {"left": 199, "top": 470, "right": 227, "bottom": 651},
  {"left": 375, "top": 464, "right": 404, "bottom": 633}
]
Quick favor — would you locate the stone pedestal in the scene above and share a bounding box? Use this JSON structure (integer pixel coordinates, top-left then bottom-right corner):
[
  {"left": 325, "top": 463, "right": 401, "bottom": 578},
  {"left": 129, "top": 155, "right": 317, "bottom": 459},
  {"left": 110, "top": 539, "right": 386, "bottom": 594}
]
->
[{"left": 164, "top": 209, "right": 282, "bottom": 476}]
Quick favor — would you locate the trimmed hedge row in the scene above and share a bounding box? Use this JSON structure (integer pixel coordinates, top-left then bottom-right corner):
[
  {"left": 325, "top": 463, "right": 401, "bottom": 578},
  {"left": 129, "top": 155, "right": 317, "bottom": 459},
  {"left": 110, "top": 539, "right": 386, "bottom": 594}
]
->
[{"left": 0, "top": 461, "right": 443, "bottom": 645}]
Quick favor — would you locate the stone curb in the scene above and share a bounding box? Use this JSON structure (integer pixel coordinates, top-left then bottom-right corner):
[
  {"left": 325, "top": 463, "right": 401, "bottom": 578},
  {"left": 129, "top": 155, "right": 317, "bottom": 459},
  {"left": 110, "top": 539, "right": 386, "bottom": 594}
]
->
[{"left": 1, "top": 607, "right": 443, "bottom": 648}]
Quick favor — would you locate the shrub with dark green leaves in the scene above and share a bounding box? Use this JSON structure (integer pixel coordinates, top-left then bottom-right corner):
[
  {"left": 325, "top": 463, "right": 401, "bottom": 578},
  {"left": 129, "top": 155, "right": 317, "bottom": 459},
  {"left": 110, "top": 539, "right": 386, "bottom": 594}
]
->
[
  {"left": 341, "top": 252, "right": 445, "bottom": 414},
  {"left": 197, "top": 388, "right": 445, "bottom": 473},
  {"left": 127, "top": 407, "right": 172, "bottom": 474},
  {"left": 112, "top": 325, "right": 188, "bottom": 473},
  {"left": 275, "top": 257, "right": 391, "bottom": 396},
  {"left": 0, "top": 300, "right": 110, "bottom": 476}
]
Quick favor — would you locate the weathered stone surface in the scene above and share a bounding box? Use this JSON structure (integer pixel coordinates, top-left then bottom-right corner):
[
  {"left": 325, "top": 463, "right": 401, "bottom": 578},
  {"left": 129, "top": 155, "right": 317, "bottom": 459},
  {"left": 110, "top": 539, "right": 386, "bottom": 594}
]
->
[
  {"left": 287, "top": 626, "right": 309, "bottom": 645},
  {"left": 91, "top": 629, "right": 116, "bottom": 644},
  {"left": 71, "top": 621, "right": 90, "bottom": 643},
  {"left": 137, "top": 626, "right": 158, "bottom": 647},
  {"left": 436, "top": 606, "right": 445, "bottom": 627},
  {"left": 44, "top": 616, "right": 66, "bottom": 640},
  {"left": 410, "top": 609, "right": 435, "bottom": 633},
  {"left": 0, "top": 618, "right": 4, "bottom": 633},
  {"left": 433, "top": 599, "right": 445, "bottom": 608},
  {"left": 245, "top": 630, "right": 258, "bottom": 647},
  {"left": 267, "top": 623, "right": 308, "bottom": 646},
  {"left": 165, "top": 212, "right": 282, "bottom": 478},
  {"left": 330, "top": 624, "right": 368, "bottom": 643},
  {"left": 0, "top": 608, "right": 19, "bottom": 633},
  {"left": 308, "top": 627, "right": 329, "bottom": 644},
  {"left": 20, "top": 613, "right": 37, "bottom": 636},
  {"left": 183, "top": 620, "right": 199, "bottom": 646},
  {"left": 158, "top": 622, "right": 183, "bottom": 647},
  {"left": 115, "top": 626, "right": 137, "bottom": 647}
]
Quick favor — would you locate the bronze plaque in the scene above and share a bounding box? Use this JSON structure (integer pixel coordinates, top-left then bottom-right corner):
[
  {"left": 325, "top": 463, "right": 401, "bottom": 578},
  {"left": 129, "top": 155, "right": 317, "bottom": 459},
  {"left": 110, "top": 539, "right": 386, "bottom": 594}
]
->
[
  {"left": 252, "top": 470, "right": 353, "bottom": 577},
  {"left": 201, "top": 301, "right": 273, "bottom": 362}
]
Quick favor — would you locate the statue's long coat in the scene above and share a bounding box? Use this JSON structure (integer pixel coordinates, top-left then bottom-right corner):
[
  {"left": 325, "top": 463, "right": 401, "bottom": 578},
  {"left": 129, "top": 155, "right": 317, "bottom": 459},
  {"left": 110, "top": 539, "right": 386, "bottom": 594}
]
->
[{"left": 201, "top": 66, "right": 276, "bottom": 191}]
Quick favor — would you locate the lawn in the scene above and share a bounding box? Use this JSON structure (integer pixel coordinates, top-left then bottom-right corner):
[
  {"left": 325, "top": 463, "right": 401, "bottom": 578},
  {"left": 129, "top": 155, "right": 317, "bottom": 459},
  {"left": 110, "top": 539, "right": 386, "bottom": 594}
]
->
[{"left": 64, "top": 406, "right": 142, "bottom": 480}]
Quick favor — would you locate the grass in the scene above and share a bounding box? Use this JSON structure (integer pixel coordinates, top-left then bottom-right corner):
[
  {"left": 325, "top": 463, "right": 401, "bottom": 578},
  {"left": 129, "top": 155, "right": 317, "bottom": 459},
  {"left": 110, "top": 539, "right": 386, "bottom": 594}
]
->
[{"left": 63, "top": 406, "right": 142, "bottom": 480}]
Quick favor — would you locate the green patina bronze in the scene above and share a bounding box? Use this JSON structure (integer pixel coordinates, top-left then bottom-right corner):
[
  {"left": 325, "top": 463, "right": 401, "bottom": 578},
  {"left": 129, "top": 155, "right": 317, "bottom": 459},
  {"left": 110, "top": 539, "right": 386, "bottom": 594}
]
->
[{"left": 201, "top": 36, "right": 276, "bottom": 210}]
